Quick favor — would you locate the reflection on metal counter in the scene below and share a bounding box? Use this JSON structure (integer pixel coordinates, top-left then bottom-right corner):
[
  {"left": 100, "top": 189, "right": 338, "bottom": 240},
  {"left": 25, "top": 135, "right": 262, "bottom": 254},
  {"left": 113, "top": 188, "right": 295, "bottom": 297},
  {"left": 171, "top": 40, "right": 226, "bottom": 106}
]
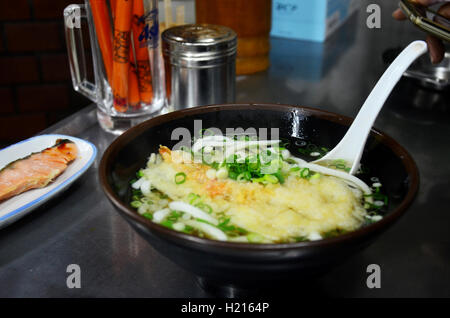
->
[
  {"left": 404, "top": 52, "right": 450, "bottom": 91},
  {"left": 385, "top": 75, "right": 450, "bottom": 126},
  {"left": 382, "top": 46, "right": 450, "bottom": 125},
  {"left": 270, "top": 13, "right": 358, "bottom": 82},
  {"left": 383, "top": 48, "right": 450, "bottom": 91},
  {"left": 162, "top": 24, "right": 237, "bottom": 110}
]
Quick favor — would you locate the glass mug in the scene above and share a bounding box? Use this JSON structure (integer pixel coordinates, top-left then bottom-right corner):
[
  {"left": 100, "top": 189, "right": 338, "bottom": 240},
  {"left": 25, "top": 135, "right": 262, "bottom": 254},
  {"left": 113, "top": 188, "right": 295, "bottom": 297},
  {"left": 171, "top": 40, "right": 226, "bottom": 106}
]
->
[{"left": 64, "top": 0, "right": 165, "bottom": 134}]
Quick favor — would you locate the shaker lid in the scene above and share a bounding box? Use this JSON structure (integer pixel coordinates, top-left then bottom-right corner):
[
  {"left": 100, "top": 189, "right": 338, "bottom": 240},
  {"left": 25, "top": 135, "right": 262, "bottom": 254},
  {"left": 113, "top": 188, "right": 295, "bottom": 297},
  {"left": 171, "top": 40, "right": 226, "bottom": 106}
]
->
[{"left": 162, "top": 24, "right": 237, "bottom": 58}]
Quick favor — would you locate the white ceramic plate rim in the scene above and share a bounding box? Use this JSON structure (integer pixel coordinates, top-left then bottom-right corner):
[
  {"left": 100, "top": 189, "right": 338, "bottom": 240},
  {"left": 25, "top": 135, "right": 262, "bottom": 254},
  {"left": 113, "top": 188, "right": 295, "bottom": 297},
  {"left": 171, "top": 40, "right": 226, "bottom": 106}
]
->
[{"left": 0, "top": 134, "right": 97, "bottom": 228}]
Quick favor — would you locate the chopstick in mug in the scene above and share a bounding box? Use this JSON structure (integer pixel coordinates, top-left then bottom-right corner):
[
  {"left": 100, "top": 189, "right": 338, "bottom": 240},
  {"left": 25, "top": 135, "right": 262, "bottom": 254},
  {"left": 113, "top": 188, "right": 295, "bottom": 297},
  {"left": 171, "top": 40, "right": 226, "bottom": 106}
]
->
[
  {"left": 110, "top": 0, "right": 117, "bottom": 21},
  {"left": 132, "top": 0, "right": 153, "bottom": 105},
  {"left": 110, "top": 0, "right": 140, "bottom": 110},
  {"left": 112, "top": 0, "right": 133, "bottom": 112},
  {"left": 128, "top": 36, "right": 142, "bottom": 109},
  {"left": 90, "top": 0, "right": 114, "bottom": 84},
  {"left": 91, "top": 0, "right": 150, "bottom": 112}
]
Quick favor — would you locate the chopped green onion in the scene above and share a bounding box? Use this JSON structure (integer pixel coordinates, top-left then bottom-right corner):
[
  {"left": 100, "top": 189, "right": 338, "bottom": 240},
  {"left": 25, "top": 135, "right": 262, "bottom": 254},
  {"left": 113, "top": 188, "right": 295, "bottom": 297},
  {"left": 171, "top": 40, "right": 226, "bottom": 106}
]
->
[
  {"left": 182, "top": 225, "right": 194, "bottom": 234},
  {"left": 236, "top": 171, "right": 252, "bottom": 182},
  {"left": 298, "top": 143, "right": 328, "bottom": 158},
  {"left": 236, "top": 172, "right": 247, "bottom": 182},
  {"left": 167, "top": 211, "right": 182, "bottom": 222},
  {"left": 188, "top": 193, "right": 200, "bottom": 205},
  {"left": 160, "top": 220, "right": 174, "bottom": 229},
  {"left": 138, "top": 204, "right": 149, "bottom": 215},
  {"left": 300, "top": 168, "right": 310, "bottom": 178},
  {"left": 141, "top": 198, "right": 153, "bottom": 205},
  {"left": 216, "top": 168, "right": 228, "bottom": 179},
  {"left": 195, "top": 202, "right": 213, "bottom": 214},
  {"left": 247, "top": 232, "right": 265, "bottom": 243},
  {"left": 197, "top": 128, "right": 216, "bottom": 138},
  {"left": 195, "top": 218, "right": 215, "bottom": 226},
  {"left": 323, "top": 228, "right": 347, "bottom": 238},
  {"left": 253, "top": 174, "right": 279, "bottom": 184},
  {"left": 130, "top": 201, "right": 142, "bottom": 208},
  {"left": 228, "top": 171, "right": 238, "bottom": 180},
  {"left": 236, "top": 227, "right": 249, "bottom": 235},
  {"left": 142, "top": 212, "right": 153, "bottom": 220},
  {"left": 174, "top": 172, "right": 187, "bottom": 184},
  {"left": 273, "top": 171, "right": 285, "bottom": 184},
  {"left": 265, "top": 174, "right": 279, "bottom": 184},
  {"left": 173, "top": 222, "right": 185, "bottom": 232}
]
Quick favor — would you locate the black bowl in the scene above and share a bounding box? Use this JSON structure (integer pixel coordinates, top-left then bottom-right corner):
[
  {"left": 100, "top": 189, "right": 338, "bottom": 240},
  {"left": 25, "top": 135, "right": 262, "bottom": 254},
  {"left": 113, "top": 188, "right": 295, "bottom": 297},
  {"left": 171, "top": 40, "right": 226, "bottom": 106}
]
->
[{"left": 99, "top": 104, "right": 419, "bottom": 295}]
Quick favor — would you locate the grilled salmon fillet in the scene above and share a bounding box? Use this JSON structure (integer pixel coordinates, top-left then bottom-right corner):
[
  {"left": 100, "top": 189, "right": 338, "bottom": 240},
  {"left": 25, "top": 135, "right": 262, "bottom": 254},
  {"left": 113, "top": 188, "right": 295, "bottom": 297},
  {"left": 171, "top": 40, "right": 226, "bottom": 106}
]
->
[{"left": 0, "top": 139, "right": 78, "bottom": 202}]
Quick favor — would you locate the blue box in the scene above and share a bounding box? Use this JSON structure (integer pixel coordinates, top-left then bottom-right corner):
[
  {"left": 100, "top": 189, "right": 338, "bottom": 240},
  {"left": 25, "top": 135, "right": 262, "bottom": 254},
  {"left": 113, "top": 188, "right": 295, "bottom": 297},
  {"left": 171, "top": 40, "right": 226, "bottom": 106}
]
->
[{"left": 271, "top": 0, "right": 361, "bottom": 42}]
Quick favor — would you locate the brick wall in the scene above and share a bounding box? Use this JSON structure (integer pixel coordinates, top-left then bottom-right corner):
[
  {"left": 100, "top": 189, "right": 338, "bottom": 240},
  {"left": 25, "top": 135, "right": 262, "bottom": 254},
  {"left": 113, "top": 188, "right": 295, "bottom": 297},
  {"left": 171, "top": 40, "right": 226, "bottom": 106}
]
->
[{"left": 0, "top": 0, "right": 91, "bottom": 148}]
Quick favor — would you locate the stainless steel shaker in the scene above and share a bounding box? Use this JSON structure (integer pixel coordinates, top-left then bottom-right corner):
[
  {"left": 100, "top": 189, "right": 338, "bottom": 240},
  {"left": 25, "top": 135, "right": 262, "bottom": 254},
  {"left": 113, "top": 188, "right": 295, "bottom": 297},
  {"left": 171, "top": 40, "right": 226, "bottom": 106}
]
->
[{"left": 162, "top": 24, "right": 237, "bottom": 109}]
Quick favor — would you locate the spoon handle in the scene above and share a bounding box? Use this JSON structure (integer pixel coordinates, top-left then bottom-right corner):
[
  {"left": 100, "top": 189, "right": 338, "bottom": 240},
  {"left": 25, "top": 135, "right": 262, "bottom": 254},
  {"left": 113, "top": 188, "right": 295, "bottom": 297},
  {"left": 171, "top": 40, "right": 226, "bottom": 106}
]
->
[{"left": 321, "top": 40, "right": 427, "bottom": 174}]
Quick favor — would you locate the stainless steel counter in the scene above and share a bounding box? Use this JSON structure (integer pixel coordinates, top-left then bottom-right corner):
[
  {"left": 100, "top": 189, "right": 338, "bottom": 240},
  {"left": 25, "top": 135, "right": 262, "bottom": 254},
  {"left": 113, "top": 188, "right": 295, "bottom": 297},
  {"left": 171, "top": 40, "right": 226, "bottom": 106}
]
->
[{"left": 1, "top": 1, "right": 449, "bottom": 297}]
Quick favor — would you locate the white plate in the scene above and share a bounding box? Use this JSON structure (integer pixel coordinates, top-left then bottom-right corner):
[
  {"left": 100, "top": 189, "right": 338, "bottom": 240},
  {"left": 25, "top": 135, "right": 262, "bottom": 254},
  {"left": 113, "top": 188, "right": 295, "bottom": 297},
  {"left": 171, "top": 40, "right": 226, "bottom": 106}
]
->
[{"left": 0, "top": 134, "right": 97, "bottom": 229}]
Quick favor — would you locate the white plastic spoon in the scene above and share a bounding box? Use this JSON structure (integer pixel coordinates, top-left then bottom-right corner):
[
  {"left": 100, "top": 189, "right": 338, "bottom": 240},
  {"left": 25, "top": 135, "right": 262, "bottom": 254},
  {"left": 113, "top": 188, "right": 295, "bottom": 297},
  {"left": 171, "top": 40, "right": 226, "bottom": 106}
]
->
[{"left": 313, "top": 40, "right": 428, "bottom": 175}]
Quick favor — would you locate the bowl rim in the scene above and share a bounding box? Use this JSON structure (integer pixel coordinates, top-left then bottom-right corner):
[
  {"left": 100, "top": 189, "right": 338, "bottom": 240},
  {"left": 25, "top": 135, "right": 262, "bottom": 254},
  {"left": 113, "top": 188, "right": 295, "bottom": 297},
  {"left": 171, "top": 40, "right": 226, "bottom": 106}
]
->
[{"left": 99, "top": 103, "right": 419, "bottom": 251}]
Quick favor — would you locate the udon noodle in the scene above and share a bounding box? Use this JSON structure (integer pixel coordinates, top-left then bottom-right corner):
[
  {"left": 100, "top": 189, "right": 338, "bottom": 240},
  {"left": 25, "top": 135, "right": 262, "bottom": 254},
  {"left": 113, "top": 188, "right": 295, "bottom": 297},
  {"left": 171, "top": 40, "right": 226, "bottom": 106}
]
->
[{"left": 129, "top": 136, "right": 386, "bottom": 243}]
